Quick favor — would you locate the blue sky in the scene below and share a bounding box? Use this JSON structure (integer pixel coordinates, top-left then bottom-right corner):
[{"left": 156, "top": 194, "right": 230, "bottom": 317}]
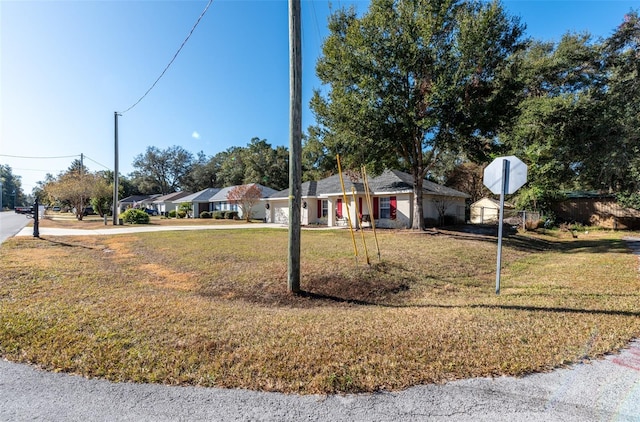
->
[{"left": 1, "top": 0, "right": 639, "bottom": 193}]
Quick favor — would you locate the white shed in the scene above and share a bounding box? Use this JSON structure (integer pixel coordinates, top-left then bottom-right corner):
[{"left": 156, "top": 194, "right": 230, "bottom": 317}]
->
[{"left": 470, "top": 197, "right": 514, "bottom": 224}]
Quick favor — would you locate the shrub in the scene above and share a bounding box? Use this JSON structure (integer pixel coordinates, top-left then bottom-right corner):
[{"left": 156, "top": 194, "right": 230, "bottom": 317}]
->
[
  {"left": 213, "top": 211, "right": 224, "bottom": 219},
  {"left": 119, "top": 208, "right": 150, "bottom": 224},
  {"left": 168, "top": 210, "right": 177, "bottom": 218},
  {"left": 200, "top": 211, "right": 212, "bottom": 219},
  {"left": 177, "top": 210, "right": 187, "bottom": 219},
  {"left": 226, "top": 211, "right": 239, "bottom": 220}
]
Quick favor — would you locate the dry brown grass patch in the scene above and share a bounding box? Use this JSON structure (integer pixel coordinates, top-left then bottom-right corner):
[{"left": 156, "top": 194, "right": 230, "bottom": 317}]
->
[{"left": 1, "top": 228, "right": 639, "bottom": 394}]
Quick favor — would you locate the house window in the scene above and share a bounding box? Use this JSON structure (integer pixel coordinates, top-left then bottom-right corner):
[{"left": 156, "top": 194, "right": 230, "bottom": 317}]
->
[
  {"left": 379, "top": 196, "right": 397, "bottom": 220},
  {"left": 316, "top": 200, "right": 329, "bottom": 218},
  {"left": 380, "top": 197, "right": 390, "bottom": 219}
]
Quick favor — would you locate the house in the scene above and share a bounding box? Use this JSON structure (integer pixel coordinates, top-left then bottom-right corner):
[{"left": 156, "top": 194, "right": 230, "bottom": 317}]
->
[
  {"left": 118, "top": 195, "right": 160, "bottom": 212},
  {"left": 209, "top": 184, "right": 278, "bottom": 220},
  {"left": 264, "top": 169, "right": 470, "bottom": 228},
  {"left": 173, "top": 188, "right": 221, "bottom": 217},
  {"left": 470, "top": 197, "right": 515, "bottom": 224},
  {"left": 152, "top": 191, "right": 192, "bottom": 216}
]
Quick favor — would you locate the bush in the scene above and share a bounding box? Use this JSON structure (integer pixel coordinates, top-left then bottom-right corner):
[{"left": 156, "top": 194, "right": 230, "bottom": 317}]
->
[
  {"left": 226, "top": 211, "right": 239, "bottom": 220},
  {"left": 213, "top": 211, "right": 224, "bottom": 219},
  {"left": 168, "top": 210, "right": 177, "bottom": 218},
  {"left": 119, "top": 208, "right": 150, "bottom": 224},
  {"left": 200, "top": 211, "right": 212, "bottom": 219},
  {"left": 177, "top": 210, "right": 187, "bottom": 219}
]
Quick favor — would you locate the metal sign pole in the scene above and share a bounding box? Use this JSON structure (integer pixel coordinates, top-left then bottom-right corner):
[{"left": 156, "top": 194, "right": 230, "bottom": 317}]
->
[{"left": 495, "top": 159, "right": 510, "bottom": 295}]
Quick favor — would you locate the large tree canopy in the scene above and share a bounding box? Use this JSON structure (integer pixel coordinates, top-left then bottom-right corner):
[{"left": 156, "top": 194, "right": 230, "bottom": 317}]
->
[
  {"left": 131, "top": 145, "right": 194, "bottom": 195},
  {"left": 185, "top": 138, "right": 289, "bottom": 191},
  {"left": 311, "top": 0, "right": 526, "bottom": 229}
]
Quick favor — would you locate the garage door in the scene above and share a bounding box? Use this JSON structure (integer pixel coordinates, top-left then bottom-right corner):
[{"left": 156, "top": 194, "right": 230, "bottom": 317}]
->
[{"left": 273, "top": 205, "right": 289, "bottom": 224}]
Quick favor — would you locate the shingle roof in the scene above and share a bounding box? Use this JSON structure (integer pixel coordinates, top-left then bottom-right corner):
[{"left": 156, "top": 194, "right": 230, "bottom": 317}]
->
[
  {"left": 119, "top": 195, "right": 153, "bottom": 204},
  {"left": 152, "top": 191, "right": 192, "bottom": 203},
  {"left": 269, "top": 169, "right": 469, "bottom": 199},
  {"left": 209, "top": 184, "right": 279, "bottom": 202},
  {"left": 175, "top": 188, "right": 221, "bottom": 203}
]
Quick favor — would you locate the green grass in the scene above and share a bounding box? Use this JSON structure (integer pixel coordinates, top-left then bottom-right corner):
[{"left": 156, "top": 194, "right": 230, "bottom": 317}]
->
[{"left": 0, "top": 228, "right": 639, "bottom": 393}]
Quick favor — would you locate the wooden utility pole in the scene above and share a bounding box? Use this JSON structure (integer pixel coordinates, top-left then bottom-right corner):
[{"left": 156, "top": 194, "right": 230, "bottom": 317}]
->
[
  {"left": 288, "top": 0, "right": 302, "bottom": 293},
  {"left": 113, "top": 112, "right": 120, "bottom": 225}
]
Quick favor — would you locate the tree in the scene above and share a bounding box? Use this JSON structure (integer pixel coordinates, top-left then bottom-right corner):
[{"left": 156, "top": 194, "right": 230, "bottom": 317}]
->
[
  {"left": 302, "top": 127, "right": 337, "bottom": 182},
  {"left": 243, "top": 138, "right": 289, "bottom": 190},
  {"left": 90, "top": 171, "right": 114, "bottom": 217},
  {"left": 44, "top": 163, "right": 97, "bottom": 220},
  {"left": 227, "top": 184, "right": 263, "bottom": 222},
  {"left": 445, "top": 161, "right": 488, "bottom": 204},
  {"left": 501, "top": 34, "right": 605, "bottom": 210},
  {"left": 131, "top": 145, "right": 193, "bottom": 194},
  {"left": 184, "top": 151, "right": 219, "bottom": 192},
  {"left": 0, "top": 164, "right": 24, "bottom": 209},
  {"left": 215, "top": 147, "right": 246, "bottom": 188},
  {"left": 601, "top": 12, "right": 640, "bottom": 198},
  {"left": 311, "top": 0, "right": 526, "bottom": 229}
]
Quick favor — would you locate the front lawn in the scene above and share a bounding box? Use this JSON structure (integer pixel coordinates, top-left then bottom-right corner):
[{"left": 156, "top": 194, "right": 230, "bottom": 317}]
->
[{"left": 0, "top": 228, "right": 638, "bottom": 393}]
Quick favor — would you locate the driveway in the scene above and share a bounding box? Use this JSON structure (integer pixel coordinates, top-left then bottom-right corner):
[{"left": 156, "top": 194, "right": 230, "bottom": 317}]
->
[{"left": 1, "top": 229, "right": 639, "bottom": 421}]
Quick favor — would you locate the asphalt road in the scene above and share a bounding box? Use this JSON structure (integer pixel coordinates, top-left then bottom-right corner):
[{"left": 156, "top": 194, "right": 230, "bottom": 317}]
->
[
  {"left": 1, "top": 227, "right": 639, "bottom": 421},
  {"left": 0, "top": 211, "right": 31, "bottom": 243}
]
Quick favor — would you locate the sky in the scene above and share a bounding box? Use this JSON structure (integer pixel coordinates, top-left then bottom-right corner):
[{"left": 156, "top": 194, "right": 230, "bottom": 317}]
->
[{"left": 1, "top": 0, "right": 639, "bottom": 194}]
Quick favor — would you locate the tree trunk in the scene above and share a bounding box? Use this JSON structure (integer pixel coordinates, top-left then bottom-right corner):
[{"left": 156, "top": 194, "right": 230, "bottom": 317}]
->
[{"left": 412, "top": 172, "right": 424, "bottom": 230}]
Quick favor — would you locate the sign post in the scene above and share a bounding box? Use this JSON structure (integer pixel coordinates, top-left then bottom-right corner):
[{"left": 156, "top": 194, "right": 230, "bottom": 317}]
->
[{"left": 483, "top": 156, "right": 527, "bottom": 294}]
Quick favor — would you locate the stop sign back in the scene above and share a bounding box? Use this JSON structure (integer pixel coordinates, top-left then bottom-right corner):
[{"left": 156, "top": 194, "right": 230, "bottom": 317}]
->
[{"left": 483, "top": 156, "right": 527, "bottom": 195}]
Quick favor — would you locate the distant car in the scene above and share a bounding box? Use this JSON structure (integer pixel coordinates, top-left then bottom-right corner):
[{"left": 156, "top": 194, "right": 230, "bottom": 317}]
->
[
  {"left": 83, "top": 206, "right": 96, "bottom": 216},
  {"left": 52, "top": 206, "right": 61, "bottom": 212},
  {"left": 143, "top": 208, "right": 159, "bottom": 216}
]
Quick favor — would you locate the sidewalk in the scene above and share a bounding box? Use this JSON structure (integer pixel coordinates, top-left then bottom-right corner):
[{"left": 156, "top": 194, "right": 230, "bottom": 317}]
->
[{"left": 15, "top": 222, "right": 281, "bottom": 237}]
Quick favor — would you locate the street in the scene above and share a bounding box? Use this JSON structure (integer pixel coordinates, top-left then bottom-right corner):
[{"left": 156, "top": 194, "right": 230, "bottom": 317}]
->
[{"left": 0, "top": 211, "right": 31, "bottom": 244}]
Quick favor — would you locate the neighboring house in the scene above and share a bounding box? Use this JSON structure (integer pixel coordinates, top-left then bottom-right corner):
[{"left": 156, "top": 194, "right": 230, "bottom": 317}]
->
[
  {"left": 470, "top": 197, "right": 515, "bottom": 224},
  {"left": 119, "top": 195, "right": 160, "bottom": 212},
  {"left": 152, "top": 191, "right": 192, "bottom": 216},
  {"left": 264, "top": 169, "right": 469, "bottom": 228},
  {"left": 173, "top": 188, "right": 221, "bottom": 217},
  {"left": 210, "top": 184, "right": 278, "bottom": 220}
]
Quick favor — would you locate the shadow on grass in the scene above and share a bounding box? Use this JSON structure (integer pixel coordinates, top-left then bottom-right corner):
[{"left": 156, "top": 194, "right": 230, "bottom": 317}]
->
[
  {"left": 38, "top": 236, "right": 105, "bottom": 251},
  {"left": 437, "top": 226, "right": 632, "bottom": 255},
  {"left": 293, "top": 291, "right": 640, "bottom": 317}
]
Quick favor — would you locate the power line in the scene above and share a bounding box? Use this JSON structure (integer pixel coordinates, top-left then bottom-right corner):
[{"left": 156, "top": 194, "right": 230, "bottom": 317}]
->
[
  {"left": 118, "top": 0, "right": 213, "bottom": 114},
  {"left": 83, "top": 155, "right": 111, "bottom": 171},
  {"left": 0, "top": 154, "right": 79, "bottom": 159}
]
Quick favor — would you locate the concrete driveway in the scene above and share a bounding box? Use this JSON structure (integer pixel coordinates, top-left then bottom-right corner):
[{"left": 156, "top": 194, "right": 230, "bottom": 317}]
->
[{"left": 1, "top": 228, "right": 639, "bottom": 421}]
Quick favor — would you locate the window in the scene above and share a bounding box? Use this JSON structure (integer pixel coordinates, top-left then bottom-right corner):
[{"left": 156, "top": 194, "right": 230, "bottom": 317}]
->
[
  {"left": 380, "top": 197, "right": 390, "bottom": 219},
  {"left": 379, "top": 196, "right": 397, "bottom": 220},
  {"left": 321, "top": 200, "right": 328, "bottom": 218}
]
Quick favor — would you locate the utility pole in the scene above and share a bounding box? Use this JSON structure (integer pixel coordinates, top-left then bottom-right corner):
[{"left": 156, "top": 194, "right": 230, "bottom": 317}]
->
[
  {"left": 288, "top": 0, "right": 302, "bottom": 293},
  {"left": 113, "top": 112, "right": 121, "bottom": 225}
]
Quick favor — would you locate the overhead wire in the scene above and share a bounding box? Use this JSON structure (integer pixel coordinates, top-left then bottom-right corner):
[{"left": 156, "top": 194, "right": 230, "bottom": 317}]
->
[
  {"left": 0, "top": 154, "right": 80, "bottom": 159},
  {"left": 118, "top": 0, "right": 213, "bottom": 114},
  {"left": 83, "top": 155, "right": 111, "bottom": 171}
]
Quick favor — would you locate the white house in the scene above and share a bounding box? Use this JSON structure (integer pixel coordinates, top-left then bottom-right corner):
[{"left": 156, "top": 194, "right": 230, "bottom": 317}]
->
[
  {"left": 264, "top": 169, "right": 469, "bottom": 228},
  {"left": 152, "top": 191, "right": 192, "bottom": 216},
  {"left": 209, "top": 184, "right": 278, "bottom": 220},
  {"left": 173, "top": 188, "right": 221, "bottom": 217}
]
